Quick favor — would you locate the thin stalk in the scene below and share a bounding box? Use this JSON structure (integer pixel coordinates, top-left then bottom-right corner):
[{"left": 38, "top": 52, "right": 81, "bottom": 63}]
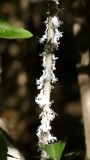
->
[
  {"left": 40, "top": 16, "right": 54, "bottom": 160},
  {"left": 43, "top": 16, "right": 53, "bottom": 107},
  {"left": 36, "top": 1, "right": 62, "bottom": 159}
]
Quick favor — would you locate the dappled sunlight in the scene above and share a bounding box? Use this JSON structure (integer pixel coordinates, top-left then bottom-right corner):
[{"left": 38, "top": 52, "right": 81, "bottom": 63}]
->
[{"left": 17, "top": 72, "right": 28, "bottom": 86}]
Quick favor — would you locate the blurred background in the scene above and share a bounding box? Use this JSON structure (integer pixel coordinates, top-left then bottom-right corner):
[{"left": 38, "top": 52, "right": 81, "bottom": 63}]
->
[{"left": 0, "top": 0, "right": 90, "bottom": 159}]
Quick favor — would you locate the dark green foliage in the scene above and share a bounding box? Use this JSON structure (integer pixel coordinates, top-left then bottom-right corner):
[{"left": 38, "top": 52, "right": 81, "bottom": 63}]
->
[
  {"left": 0, "top": 130, "right": 8, "bottom": 160},
  {"left": 64, "top": 152, "right": 80, "bottom": 160}
]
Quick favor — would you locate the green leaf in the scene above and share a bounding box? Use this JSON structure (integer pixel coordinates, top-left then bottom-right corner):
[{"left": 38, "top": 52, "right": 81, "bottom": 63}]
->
[
  {"left": 0, "top": 17, "right": 33, "bottom": 39},
  {"left": 41, "top": 139, "right": 66, "bottom": 160},
  {"left": 64, "top": 152, "right": 80, "bottom": 160},
  {"left": 0, "top": 130, "right": 8, "bottom": 160}
]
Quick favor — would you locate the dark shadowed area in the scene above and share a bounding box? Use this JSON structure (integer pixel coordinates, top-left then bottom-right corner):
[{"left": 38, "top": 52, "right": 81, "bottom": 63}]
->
[{"left": 0, "top": 0, "right": 90, "bottom": 160}]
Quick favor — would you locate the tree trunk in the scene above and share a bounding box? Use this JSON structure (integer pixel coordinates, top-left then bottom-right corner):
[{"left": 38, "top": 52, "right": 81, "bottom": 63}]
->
[{"left": 76, "top": 50, "right": 90, "bottom": 160}]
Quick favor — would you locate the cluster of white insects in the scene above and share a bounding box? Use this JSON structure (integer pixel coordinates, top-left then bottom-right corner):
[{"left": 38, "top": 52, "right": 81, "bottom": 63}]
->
[{"left": 36, "top": 0, "right": 63, "bottom": 153}]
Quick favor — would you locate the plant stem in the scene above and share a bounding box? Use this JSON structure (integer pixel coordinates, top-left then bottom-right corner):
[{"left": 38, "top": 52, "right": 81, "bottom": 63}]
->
[
  {"left": 36, "top": 1, "right": 62, "bottom": 158},
  {"left": 40, "top": 16, "right": 54, "bottom": 160}
]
